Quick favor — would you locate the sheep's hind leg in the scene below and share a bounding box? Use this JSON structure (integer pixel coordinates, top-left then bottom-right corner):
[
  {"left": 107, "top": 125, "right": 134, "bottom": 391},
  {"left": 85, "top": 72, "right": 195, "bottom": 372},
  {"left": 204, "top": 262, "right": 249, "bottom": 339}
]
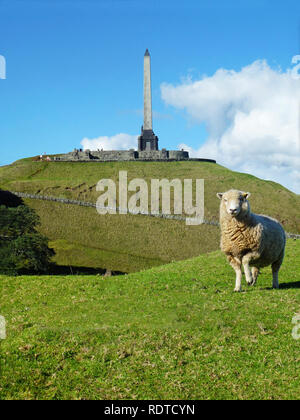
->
[
  {"left": 272, "top": 269, "right": 279, "bottom": 289},
  {"left": 228, "top": 255, "right": 242, "bottom": 292},
  {"left": 271, "top": 251, "right": 284, "bottom": 289}
]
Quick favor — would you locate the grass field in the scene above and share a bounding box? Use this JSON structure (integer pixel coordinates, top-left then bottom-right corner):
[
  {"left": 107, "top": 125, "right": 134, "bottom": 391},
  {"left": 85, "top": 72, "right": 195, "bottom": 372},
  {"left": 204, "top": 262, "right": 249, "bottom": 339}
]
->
[
  {"left": 0, "top": 158, "right": 299, "bottom": 273},
  {"left": 0, "top": 239, "right": 299, "bottom": 400}
]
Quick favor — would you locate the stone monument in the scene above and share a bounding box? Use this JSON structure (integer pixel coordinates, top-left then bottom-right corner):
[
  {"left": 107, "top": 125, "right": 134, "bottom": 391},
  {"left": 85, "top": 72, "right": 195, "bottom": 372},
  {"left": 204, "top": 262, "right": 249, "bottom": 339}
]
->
[
  {"left": 53, "top": 49, "right": 216, "bottom": 163},
  {"left": 138, "top": 49, "right": 159, "bottom": 152}
]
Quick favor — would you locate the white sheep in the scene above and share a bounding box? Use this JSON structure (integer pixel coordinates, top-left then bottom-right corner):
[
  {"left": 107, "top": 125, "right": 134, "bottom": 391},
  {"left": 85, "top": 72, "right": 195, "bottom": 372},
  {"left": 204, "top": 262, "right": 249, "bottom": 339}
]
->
[{"left": 217, "top": 189, "right": 286, "bottom": 292}]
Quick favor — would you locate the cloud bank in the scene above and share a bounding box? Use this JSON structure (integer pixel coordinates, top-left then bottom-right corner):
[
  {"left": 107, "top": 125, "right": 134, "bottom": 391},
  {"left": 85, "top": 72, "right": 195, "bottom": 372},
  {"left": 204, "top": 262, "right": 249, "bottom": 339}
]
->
[
  {"left": 161, "top": 60, "right": 300, "bottom": 193},
  {"left": 81, "top": 133, "right": 138, "bottom": 151}
]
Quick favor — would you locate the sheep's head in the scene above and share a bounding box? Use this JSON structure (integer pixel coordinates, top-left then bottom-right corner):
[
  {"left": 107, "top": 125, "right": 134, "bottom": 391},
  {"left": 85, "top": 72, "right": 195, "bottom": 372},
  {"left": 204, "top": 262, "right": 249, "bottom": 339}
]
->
[{"left": 217, "top": 189, "right": 251, "bottom": 218}]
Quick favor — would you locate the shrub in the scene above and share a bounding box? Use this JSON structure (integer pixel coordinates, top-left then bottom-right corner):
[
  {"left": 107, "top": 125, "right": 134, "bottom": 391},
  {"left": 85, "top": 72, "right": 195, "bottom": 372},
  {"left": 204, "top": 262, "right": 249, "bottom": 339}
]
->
[{"left": 0, "top": 205, "right": 55, "bottom": 274}]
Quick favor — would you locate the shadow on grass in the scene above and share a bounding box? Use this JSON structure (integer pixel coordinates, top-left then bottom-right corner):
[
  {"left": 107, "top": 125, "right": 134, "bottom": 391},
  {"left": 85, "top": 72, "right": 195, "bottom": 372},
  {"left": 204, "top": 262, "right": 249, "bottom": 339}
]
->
[
  {"left": 1, "top": 264, "right": 127, "bottom": 277},
  {"left": 47, "top": 264, "right": 126, "bottom": 276},
  {"left": 279, "top": 281, "right": 300, "bottom": 289},
  {"left": 259, "top": 281, "right": 300, "bottom": 290},
  {"left": 0, "top": 190, "right": 24, "bottom": 207}
]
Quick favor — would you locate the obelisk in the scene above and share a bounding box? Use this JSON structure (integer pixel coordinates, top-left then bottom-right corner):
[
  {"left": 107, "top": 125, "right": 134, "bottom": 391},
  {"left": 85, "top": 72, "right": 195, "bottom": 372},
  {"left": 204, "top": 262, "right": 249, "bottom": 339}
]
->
[
  {"left": 143, "top": 48, "right": 152, "bottom": 130},
  {"left": 138, "top": 49, "right": 159, "bottom": 151}
]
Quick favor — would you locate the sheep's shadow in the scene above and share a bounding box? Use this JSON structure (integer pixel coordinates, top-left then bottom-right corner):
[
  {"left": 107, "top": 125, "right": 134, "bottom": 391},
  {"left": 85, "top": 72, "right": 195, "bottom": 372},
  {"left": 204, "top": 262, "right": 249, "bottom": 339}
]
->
[
  {"left": 279, "top": 281, "right": 300, "bottom": 290},
  {"left": 48, "top": 264, "right": 126, "bottom": 276},
  {"left": 259, "top": 282, "right": 300, "bottom": 290}
]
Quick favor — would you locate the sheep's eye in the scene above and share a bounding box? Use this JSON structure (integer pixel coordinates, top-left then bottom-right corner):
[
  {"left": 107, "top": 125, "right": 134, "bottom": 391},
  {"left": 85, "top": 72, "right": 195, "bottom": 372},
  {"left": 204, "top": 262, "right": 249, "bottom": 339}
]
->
[{"left": 224, "top": 198, "right": 227, "bottom": 203}]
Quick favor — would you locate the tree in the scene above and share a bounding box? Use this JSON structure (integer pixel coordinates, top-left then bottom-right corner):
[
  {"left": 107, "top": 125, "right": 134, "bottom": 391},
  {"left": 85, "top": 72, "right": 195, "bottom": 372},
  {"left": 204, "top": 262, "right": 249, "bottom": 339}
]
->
[{"left": 0, "top": 203, "right": 55, "bottom": 275}]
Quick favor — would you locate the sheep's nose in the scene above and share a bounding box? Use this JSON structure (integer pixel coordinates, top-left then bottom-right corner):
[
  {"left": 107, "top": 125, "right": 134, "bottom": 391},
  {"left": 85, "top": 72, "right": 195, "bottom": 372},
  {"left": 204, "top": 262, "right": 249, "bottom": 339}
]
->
[{"left": 230, "top": 208, "right": 238, "bottom": 214}]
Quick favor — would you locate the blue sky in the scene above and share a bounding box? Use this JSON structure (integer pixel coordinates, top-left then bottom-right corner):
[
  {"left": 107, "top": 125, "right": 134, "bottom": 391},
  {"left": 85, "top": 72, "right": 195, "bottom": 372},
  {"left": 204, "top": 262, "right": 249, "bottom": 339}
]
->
[{"left": 0, "top": 0, "right": 299, "bottom": 191}]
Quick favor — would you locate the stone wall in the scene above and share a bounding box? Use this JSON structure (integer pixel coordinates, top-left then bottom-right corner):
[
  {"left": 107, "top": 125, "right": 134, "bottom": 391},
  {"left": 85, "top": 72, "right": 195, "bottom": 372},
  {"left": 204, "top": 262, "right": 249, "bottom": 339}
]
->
[
  {"left": 168, "top": 150, "right": 190, "bottom": 160},
  {"left": 138, "top": 150, "right": 168, "bottom": 160},
  {"left": 91, "top": 150, "right": 138, "bottom": 161},
  {"left": 54, "top": 148, "right": 197, "bottom": 162}
]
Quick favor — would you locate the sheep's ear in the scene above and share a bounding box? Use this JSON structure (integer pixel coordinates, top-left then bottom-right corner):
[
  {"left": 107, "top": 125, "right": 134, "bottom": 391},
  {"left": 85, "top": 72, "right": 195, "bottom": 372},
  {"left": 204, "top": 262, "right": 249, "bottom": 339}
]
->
[
  {"left": 217, "top": 193, "right": 223, "bottom": 200},
  {"left": 243, "top": 192, "right": 251, "bottom": 199}
]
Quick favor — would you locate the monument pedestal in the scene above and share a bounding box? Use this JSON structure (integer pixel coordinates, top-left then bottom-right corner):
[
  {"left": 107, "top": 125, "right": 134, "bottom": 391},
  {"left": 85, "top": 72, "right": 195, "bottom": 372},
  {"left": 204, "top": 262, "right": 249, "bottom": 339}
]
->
[{"left": 138, "top": 127, "right": 159, "bottom": 151}]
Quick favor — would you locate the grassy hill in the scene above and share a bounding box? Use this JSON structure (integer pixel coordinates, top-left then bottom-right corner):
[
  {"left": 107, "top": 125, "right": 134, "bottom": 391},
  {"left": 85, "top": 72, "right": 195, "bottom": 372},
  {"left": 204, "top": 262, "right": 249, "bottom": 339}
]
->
[
  {"left": 23, "top": 198, "right": 219, "bottom": 273},
  {"left": 0, "top": 239, "right": 299, "bottom": 400},
  {"left": 0, "top": 158, "right": 299, "bottom": 272}
]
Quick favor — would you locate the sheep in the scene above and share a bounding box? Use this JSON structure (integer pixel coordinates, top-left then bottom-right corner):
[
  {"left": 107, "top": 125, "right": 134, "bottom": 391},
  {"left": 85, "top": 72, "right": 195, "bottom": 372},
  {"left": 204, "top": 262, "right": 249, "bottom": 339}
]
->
[{"left": 217, "top": 189, "right": 286, "bottom": 292}]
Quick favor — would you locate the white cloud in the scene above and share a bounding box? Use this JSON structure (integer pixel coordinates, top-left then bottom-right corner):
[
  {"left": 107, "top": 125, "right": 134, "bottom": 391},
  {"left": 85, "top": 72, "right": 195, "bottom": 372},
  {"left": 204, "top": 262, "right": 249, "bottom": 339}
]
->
[
  {"left": 81, "top": 133, "right": 138, "bottom": 151},
  {"left": 161, "top": 60, "right": 300, "bottom": 193}
]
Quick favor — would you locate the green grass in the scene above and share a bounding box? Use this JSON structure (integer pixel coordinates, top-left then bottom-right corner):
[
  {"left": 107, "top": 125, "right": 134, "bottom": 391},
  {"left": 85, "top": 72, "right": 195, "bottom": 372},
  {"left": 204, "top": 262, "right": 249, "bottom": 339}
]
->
[
  {"left": 24, "top": 198, "right": 220, "bottom": 273},
  {"left": 0, "top": 239, "right": 299, "bottom": 400},
  {"left": 0, "top": 158, "right": 299, "bottom": 273},
  {"left": 0, "top": 159, "right": 299, "bottom": 232}
]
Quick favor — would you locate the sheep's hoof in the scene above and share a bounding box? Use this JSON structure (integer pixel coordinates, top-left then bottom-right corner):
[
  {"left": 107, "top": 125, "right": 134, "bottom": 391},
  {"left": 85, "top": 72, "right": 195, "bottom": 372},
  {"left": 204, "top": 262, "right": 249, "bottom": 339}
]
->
[
  {"left": 247, "top": 279, "right": 255, "bottom": 286},
  {"left": 234, "top": 288, "right": 242, "bottom": 292}
]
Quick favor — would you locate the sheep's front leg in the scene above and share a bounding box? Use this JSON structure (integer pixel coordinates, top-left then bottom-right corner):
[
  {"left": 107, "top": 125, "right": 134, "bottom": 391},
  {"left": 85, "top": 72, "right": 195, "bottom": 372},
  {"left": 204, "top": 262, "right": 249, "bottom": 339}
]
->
[
  {"left": 251, "top": 267, "right": 259, "bottom": 285},
  {"left": 228, "top": 255, "right": 242, "bottom": 292},
  {"left": 244, "top": 263, "right": 253, "bottom": 285},
  {"left": 242, "top": 252, "right": 260, "bottom": 286}
]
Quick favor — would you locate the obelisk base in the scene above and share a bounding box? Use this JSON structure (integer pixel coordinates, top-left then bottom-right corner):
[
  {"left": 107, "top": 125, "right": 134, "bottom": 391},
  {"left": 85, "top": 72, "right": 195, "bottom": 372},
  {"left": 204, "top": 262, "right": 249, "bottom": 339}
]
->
[{"left": 138, "top": 127, "right": 159, "bottom": 151}]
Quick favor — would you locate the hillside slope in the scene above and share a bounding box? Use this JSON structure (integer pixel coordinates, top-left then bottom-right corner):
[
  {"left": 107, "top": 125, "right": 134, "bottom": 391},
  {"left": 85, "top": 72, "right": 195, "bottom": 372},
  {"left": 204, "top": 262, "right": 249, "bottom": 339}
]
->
[
  {"left": 0, "top": 158, "right": 299, "bottom": 272},
  {"left": 0, "top": 240, "right": 299, "bottom": 400},
  {"left": 23, "top": 198, "right": 220, "bottom": 273},
  {"left": 0, "top": 158, "right": 299, "bottom": 230}
]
